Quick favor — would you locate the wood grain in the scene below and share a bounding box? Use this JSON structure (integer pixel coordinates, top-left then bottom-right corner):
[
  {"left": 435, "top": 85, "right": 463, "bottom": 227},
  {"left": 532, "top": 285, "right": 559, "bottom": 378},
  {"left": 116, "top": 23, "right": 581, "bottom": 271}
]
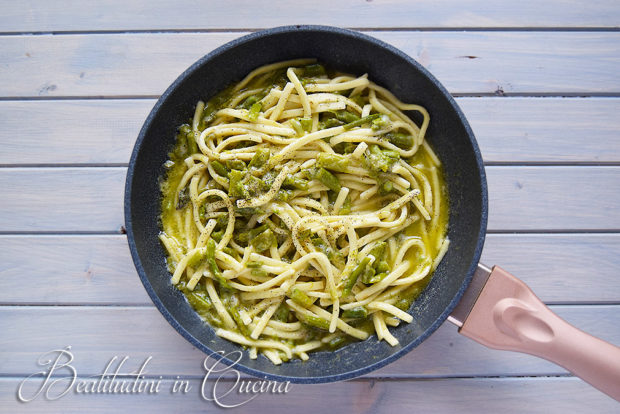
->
[
  {"left": 0, "top": 305, "right": 617, "bottom": 378},
  {"left": 458, "top": 97, "right": 620, "bottom": 163},
  {"left": 1, "top": 166, "right": 618, "bottom": 232},
  {"left": 2, "top": 234, "right": 618, "bottom": 305},
  {"left": 1, "top": 0, "right": 618, "bottom": 31},
  {"left": 2, "top": 97, "right": 619, "bottom": 165},
  {"left": 3, "top": 32, "right": 619, "bottom": 97},
  {"left": 2, "top": 377, "right": 618, "bottom": 414},
  {"left": 0, "top": 167, "right": 125, "bottom": 233},
  {"left": 0, "top": 235, "right": 149, "bottom": 304},
  {"left": 0, "top": 100, "right": 152, "bottom": 165},
  {"left": 486, "top": 166, "right": 620, "bottom": 230}
]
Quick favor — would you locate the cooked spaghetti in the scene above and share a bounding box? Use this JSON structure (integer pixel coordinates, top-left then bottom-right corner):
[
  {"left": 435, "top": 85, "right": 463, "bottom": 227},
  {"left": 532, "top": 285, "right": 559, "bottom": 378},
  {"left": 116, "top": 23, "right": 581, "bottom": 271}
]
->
[{"left": 159, "top": 59, "right": 449, "bottom": 364}]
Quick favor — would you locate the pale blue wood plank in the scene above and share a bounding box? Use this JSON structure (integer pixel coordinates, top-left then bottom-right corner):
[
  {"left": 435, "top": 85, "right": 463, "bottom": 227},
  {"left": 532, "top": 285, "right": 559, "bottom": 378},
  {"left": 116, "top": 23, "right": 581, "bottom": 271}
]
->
[
  {"left": 1, "top": 377, "right": 617, "bottom": 413},
  {"left": 0, "top": 305, "right": 617, "bottom": 378},
  {"left": 458, "top": 97, "right": 620, "bottom": 163},
  {"left": 0, "top": 235, "right": 150, "bottom": 304},
  {"left": 0, "top": 0, "right": 618, "bottom": 32},
  {"left": 2, "top": 98, "right": 619, "bottom": 165},
  {"left": 0, "top": 167, "right": 125, "bottom": 232},
  {"left": 486, "top": 166, "right": 620, "bottom": 231},
  {"left": 2, "top": 32, "right": 619, "bottom": 97},
  {"left": 1, "top": 167, "right": 618, "bottom": 232},
  {"left": 1, "top": 234, "right": 618, "bottom": 304}
]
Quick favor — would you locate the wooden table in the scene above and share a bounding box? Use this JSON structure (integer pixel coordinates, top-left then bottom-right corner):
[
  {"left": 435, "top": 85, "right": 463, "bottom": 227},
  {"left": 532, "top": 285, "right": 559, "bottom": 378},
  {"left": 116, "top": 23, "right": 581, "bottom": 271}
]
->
[{"left": 1, "top": 2, "right": 619, "bottom": 412}]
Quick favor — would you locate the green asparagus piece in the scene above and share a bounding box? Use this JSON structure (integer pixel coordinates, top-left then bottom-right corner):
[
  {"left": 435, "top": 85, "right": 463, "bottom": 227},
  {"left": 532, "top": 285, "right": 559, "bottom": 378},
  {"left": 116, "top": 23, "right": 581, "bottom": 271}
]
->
[
  {"left": 251, "top": 267, "right": 268, "bottom": 278},
  {"left": 248, "top": 148, "right": 270, "bottom": 169},
  {"left": 316, "top": 153, "right": 349, "bottom": 173},
  {"left": 250, "top": 228, "right": 276, "bottom": 253},
  {"left": 342, "top": 257, "right": 371, "bottom": 296},
  {"left": 327, "top": 335, "right": 347, "bottom": 349},
  {"left": 225, "top": 159, "right": 246, "bottom": 171},
  {"left": 240, "top": 94, "right": 260, "bottom": 109},
  {"left": 211, "top": 160, "right": 229, "bottom": 178},
  {"left": 319, "top": 117, "right": 344, "bottom": 130},
  {"left": 186, "top": 130, "right": 198, "bottom": 154},
  {"left": 186, "top": 248, "right": 207, "bottom": 268},
  {"left": 222, "top": 246, "right": 239, "bottom": 259},
  {"left": 228, "top": 304, "right": 251, "bottom": 336},
  {"left": 214, "top": 213, "right": 228, "bottom": 229},
  {"left": 248, "top": 102, "right": 262, "bottom": 122},
  {"left": 301, "top": 314, "right": 330, "bottom": 331},
  {"left": 243, "top": 174, "right": 269, "bottom": 196},
  {"left": 312, "top": 237, "right": 345, "bottom": 268},
  {"left": 364, "top": 144, "right": 400, "bottom": 174},
  {"left": 333, "top": 110, "right": 360, "bottom": 124},
  {"left": 338, "top": 193, "right": 352, "bottom": 215},
  {"left": 248, "top": 224, "right": 269, "bottom": 238},
  {"left": 210, "top": 230, "right": 223, "bottom": 243},
  {"left": 289, "top": 288, "right": 314, "bottom": 308},
  {"left": 299, "top": 117, "right": 313, "bottom": 132},
  {"left": 275, "top": 189, "right": 293, "bottom": 201},
  {"left": 198, "top": 204, "right": 207, "bottom": 220},
  {"left": 178, "top": 124, "right": 198, "bottom": 155},
  {"left": 342, "top": 306, "right": 368, "bottom": 319},
  {"left": 206, "top": 239, "right": 230, "bottom": 288},
  {"left": 234, "top": 206, "right": 265, "bottom": 217},
  {"left": 369, "top": 241, "right": 387, "bottom": 262},
  {"left": 343, "top": 114, "right": 381, "bottom": 130},
  {"left": 315, "top": 167, "right": 341, "bottom": 192},
  {"left": 376, "top": 260, "right": 390, "bottom": 274},
  {"left": 371, "top": 114, "right": 390, "bottom": 130},
  {"left": 290, "top": 118, "right": 305, "bottom": 136},
  {"left": 350, "top": 94, "right": 366, "bottom": 107},
  {"left": 236, "top": 224, "right": 267, "bottom": 244},
  {"left": 186, "top": 291, "right": 213, "bottom": 312},
  {"left": 386, "top": 132, "right": 414, "bottom": 149},
  {"left": 228, "top": 169, "right": 249, "bottom": 198},
  {"left": 360, "top": 265, "right": 376, "bottom": 284},
  {"left": 282, "top": 175, "right": 309, "bottom": 190},
  {"left": 367, "top": 272, "right": 387, "bottom": 284},
  {"left": 273, "top": 304, "right": 290, "bottom": 322}
]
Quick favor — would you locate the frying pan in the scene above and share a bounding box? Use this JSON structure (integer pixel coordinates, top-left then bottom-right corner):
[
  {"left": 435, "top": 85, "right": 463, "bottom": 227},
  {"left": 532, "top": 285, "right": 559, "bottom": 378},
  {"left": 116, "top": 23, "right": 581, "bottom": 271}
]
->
[{"left": 124, "top": 25, "right": 620, "bottom": 400}]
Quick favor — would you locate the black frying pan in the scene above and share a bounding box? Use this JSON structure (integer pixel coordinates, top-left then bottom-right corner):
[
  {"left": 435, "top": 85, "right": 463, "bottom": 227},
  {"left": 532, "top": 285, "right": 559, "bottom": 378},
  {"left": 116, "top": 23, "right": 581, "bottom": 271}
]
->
[{"left": 124, "top": 26, "right": 620, "bottom": 396}]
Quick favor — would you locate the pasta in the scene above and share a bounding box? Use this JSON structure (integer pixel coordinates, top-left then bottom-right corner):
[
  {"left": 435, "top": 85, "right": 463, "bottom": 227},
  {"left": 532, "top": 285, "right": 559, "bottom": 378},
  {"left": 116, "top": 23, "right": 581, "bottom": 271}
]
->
[{"left": 158, "top": 59, "right": 449, "bottom": 364}]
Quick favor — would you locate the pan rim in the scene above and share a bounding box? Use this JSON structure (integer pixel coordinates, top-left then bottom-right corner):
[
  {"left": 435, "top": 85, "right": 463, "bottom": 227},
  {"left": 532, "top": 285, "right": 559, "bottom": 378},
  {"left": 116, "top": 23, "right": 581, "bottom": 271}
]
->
[{"left": 124, "top": 24, "right": 488, "bottom": 384}]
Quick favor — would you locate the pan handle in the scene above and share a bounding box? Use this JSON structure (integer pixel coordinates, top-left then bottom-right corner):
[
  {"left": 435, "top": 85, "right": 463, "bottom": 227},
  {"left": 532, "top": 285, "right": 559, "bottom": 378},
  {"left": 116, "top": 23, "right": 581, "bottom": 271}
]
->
[{"left": 458, "top": 265, "right": 620, "bottom": 402}]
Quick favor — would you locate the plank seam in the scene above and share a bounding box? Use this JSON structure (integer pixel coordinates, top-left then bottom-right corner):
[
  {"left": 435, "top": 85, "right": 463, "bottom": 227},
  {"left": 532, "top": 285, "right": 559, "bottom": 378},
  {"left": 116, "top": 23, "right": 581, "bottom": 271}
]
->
[
  {"left": 0, "top": 27, "right": 618, "bottom": 36},
  {"left": 3, "top": 96, "right": 620, "bottom": 102},
  {"left": 0, "top": 373, "right": 578, "bottom": 380},
  {"left": 2, "top": 229, "right": 620, "bottom": 235},
  {"left": 2, "top": 164, "right": 620, "bottom": 170},
  {"left": 3, "top": 93, "right": 620, "bottom": 101},
  {"left": 3, "top": 162, "right": 620, "bottom": 168},
  {"left": 1, "top": 304, "right": 617, "bottom": 309},
  {"left": 1, "top": 301, "right": 618, "bottom": 307}
]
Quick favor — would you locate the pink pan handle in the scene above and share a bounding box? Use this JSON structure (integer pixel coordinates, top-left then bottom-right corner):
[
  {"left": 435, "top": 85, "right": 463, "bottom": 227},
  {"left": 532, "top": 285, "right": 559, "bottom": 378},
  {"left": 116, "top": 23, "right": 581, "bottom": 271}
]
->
[{"left": 459, "top": 266, "right": 620, "bottom": 402}]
